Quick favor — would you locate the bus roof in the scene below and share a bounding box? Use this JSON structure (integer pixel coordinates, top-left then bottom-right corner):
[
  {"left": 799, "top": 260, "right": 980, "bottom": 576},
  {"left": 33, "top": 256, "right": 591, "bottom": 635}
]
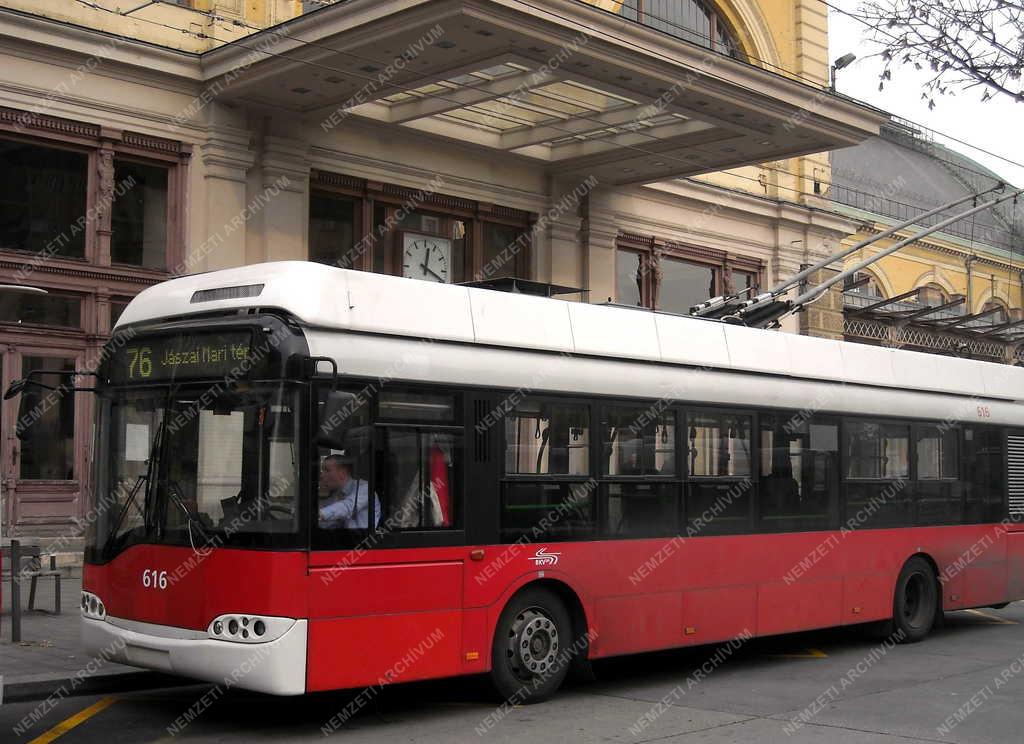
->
[{"left": 116, "top": 261, "right": 1024, "bottom": 402}]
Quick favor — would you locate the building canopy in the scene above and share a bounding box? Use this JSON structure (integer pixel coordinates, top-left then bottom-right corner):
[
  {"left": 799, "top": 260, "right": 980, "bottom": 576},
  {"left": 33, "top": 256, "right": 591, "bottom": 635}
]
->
[{"left": 203, "top": 0, "right": 887, "bottom": 185}]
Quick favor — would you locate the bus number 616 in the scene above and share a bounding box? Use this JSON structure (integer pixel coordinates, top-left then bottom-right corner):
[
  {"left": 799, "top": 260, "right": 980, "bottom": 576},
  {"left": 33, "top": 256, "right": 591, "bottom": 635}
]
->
[{"left": 142, "top": 569, "right": 168, "bottom": 590}]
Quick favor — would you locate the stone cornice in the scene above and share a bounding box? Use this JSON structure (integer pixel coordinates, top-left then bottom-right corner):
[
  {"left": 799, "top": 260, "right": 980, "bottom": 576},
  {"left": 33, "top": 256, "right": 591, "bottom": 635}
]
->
[
  {"left": 0, "top": 6, "right": 201, "bottom": 81},
  {"left": 0, "top": 254, "right": 168, "bottom": 289}
]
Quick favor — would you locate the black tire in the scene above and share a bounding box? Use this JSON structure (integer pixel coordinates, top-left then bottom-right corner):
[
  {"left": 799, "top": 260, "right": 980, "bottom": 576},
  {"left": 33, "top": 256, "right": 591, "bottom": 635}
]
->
[
  {"left": 988, "top": 603, "right": 1010, "bottom": 610},
  {"left": 892, "top": 557, "right": 939, "bottom": 643},
  {"left": 489, "top": 587, "right": 573, "bottom": 704}
]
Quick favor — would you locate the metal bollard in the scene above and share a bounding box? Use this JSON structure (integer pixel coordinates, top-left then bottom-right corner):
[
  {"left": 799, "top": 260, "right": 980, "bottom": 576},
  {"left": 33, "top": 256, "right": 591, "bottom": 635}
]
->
[{"left": 10, "top": 538, "right": 20, "bottom": 643}]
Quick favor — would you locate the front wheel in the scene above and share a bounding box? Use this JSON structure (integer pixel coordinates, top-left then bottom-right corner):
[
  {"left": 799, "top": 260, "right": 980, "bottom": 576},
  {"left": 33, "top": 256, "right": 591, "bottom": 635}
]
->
[
  {"left": 489, "top": 587, "right": 572, "bottom": 704},
  {"left": 892, "top": 557, "right": 939, "bottom": 643}
]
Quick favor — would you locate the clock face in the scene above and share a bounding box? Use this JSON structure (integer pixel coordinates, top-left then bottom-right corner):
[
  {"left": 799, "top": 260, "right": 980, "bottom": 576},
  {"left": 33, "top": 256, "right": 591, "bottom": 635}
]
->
[{"left": 402, "top": 233, "right": 452, "bottom": 283}]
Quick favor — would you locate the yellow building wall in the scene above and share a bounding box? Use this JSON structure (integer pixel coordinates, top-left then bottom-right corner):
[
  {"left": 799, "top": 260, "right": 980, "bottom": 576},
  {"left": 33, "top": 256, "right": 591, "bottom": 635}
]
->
[
  {"left": 842, "top": 231, "right": 1024, "bottom": 315},
  {"left": 686, "top": 0, "right": 832, "bottom": 207}
]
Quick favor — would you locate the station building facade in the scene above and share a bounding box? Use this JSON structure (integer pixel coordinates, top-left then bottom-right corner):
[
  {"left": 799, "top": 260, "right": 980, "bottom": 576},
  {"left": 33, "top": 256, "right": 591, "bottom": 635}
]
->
[
  {"left": 0, "top": 0, "right": 886, "bottom": 535},
  {"left": 831, "top": 122, "right": 1024, "bottom": 364}
]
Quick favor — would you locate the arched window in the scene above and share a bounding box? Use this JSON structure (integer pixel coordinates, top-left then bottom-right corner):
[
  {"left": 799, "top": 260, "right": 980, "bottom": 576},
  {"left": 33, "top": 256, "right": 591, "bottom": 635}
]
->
[
  {"left": 844, "top": 270, "right": 884, "bottom": 299},
  {"left": 614, "top": 0, "right": 743, "bottom": 58},
  {"left": 917, "top": 283, "right": 949, "bottom": 308},
  {"left": 982, "top": 300, "right": 1009, "bottom": 324}
]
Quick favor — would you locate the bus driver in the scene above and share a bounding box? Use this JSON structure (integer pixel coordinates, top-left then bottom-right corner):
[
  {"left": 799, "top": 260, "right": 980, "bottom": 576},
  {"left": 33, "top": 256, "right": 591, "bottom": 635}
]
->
[{"left": 318, "top": 455, "right": 382, "bottom": 530}]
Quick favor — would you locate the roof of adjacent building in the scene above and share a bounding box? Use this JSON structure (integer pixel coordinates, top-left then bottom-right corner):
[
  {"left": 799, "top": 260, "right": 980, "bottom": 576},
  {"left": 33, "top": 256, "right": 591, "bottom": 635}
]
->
[
  {"left": 831, "top": 122, "right": 1023, "bottom": 258},
  {"left": 116, "top": 261, "right": 1024, "bottom": 403}
]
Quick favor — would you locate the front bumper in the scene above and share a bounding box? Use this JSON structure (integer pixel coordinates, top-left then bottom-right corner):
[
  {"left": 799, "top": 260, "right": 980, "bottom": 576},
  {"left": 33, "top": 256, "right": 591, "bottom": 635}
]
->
[{"left": 81, "top": 615, "right": 307, "bottom": 695}]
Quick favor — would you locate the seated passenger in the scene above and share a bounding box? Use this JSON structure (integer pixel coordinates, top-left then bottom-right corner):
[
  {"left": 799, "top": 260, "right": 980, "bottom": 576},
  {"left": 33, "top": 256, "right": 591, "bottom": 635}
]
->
[{"left": 318, "top": 455, "right": 381, "bottom": 529}]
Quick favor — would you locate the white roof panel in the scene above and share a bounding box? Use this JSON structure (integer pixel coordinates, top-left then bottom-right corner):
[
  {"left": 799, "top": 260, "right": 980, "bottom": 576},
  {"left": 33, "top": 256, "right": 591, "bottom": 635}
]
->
[
  {"left": 840, "top": 343, "right": 897, "bottom": 389},
  {"left": 723, "top": 324, "right": 791, "bottom": 375},
  {"left": 344, "top": 269, "right": 476, "bottom": 343},
  {"left": 656, "top": 314, "right": 731, "bottom": 369},
  {"left": 568, "top": 302, "right": 661, "bottom": 361},
  {"left": 471, "top": 289, "right": 573, "bottom": 352},
  {"left": 784, "top": 333, "right": 845, "bottom": 382},
  {"left": 891, "top": 348, "right": 943, "bottom": 394}
]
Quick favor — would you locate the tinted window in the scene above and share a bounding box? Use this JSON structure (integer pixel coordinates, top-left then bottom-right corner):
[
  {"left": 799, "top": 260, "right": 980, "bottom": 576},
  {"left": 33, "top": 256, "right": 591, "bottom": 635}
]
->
[
  {"left": 917, "top": 425, "right": 958, "bottom": 479},
  {"left": 378, "top": 390, "right": 456, "bottom": 423},
  {"left": 846, "top": 421, "right": 909, "bottom": 479},
  {"left": 844, "top": 480, "right": 911, "bottom": 528},
  {"left": 378, "top": 429, "right": 460, "bottom": 529},
  {"left": 602, "top": 406, "right": 676, "bottom": 476},
  {"left": 759, "top": 414, "right": 838, "bottom": 531},
  {"left": 688, "top": 413, "right": 751, "bottom": 477},
  {"left": 603, "top": 482, "right": 677, "bottom": 537},
  {"left": 505, "top": 400, "right": 589, "bottom": 476},
  {"left": 964, "top": 426, "right": 1004, "bottom": 523},
  {"left": 315, "top": 387, "right": 376, "bottom": 539},
  {"left": 501, "top": 482, "right": 596, "bottom": 541}
]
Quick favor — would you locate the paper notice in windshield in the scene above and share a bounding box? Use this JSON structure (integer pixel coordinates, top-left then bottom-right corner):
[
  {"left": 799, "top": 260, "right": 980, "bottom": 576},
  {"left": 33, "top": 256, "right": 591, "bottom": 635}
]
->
[{"left": 125, "top": 424, "right": 150, "bottom": 462}]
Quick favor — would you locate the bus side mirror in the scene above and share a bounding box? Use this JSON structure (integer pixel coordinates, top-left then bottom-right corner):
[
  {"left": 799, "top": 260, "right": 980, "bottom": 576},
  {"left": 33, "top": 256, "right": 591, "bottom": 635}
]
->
[
  {"left": 3, "top": 378, "right": 26, "bottom": 400},
  {"left": 316, "top": 390, "right": 359, "bottom": 449}
]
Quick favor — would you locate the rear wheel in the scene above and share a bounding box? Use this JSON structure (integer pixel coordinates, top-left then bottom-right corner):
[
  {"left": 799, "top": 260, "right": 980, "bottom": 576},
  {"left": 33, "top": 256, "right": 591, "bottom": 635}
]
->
[
  {"left": 489, "top": 587, "right": 572, "bottom": 704},
  {"left": 892, "top": 557, "right": 939, "bottom": 643}
]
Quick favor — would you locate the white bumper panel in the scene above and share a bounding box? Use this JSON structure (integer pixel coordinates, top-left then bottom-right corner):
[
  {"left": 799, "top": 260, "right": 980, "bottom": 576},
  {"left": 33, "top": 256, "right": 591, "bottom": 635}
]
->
[{"left": 82, "top": 616, "right": 307, "bottom": 695}]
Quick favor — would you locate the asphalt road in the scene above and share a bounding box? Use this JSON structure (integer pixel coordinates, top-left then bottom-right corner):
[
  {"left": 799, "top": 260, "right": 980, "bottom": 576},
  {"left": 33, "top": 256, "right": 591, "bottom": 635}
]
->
[{"left": 5, "top": 605, "right": 1024, "bottom": 744}]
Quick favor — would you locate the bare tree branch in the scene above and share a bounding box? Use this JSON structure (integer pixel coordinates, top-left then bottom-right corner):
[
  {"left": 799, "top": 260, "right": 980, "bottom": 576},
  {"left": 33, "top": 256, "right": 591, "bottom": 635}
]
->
[{"left": 849, "top": 0, "right": 1024, "bottom": 106}]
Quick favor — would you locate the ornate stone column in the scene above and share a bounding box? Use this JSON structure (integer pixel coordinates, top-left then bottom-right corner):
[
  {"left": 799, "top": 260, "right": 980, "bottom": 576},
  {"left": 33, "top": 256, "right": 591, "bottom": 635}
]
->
[{"left": 192, "top": 126, "right": 256, "bottom": 272}]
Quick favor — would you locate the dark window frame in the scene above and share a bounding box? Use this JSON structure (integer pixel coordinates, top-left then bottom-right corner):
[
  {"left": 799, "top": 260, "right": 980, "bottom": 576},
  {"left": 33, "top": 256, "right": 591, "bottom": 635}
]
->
[
  {"left": 615, "top": 232, "right": 763, "bottom": 312},
  {"left": 109, "top": 155, "right": 172, "bottom": 271}
]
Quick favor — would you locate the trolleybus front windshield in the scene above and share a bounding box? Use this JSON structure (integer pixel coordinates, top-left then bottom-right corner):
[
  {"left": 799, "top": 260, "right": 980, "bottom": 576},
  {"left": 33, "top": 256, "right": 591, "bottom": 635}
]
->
[{"left": 87, "top": 382, "right": 303, "bottom": 561}]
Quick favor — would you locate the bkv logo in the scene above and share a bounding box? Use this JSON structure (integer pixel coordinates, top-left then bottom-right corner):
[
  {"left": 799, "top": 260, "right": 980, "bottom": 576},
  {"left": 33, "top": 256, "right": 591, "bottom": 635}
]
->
[{"left": 529, "top": 547, "right": 561, "bottom": 567}]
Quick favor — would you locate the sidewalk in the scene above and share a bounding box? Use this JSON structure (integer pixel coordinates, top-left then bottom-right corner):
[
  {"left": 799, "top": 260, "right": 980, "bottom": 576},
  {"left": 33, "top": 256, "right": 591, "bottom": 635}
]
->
[{"left": 1, "top": 575, "right": 180, "bottom": 703}]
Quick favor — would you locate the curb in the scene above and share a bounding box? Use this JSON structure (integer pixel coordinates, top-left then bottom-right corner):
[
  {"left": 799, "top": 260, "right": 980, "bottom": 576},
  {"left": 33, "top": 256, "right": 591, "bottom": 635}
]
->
[{"left": 2, "top": 670, "right": 196, "bottom": 705}]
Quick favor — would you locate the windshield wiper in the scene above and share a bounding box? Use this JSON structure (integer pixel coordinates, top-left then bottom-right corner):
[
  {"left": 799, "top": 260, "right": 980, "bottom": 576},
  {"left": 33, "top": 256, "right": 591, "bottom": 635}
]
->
[
  {"left": 162, "top": 479, "right": 214, "bottom": 551},
  {"left": 101, "top": 473, "right": 149, "bottom": 558}
]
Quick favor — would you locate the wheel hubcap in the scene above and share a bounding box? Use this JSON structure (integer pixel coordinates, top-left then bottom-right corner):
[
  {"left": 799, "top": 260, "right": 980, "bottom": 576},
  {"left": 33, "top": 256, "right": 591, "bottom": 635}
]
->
[{"left": 506, "top": 607, "right": 560, "bottom": 680}]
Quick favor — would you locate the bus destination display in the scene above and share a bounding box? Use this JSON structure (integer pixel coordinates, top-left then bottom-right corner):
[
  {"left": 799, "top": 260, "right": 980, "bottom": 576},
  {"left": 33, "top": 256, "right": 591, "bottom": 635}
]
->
[{"left": 111, "top": 332, "right": 255, "bottom": 382}]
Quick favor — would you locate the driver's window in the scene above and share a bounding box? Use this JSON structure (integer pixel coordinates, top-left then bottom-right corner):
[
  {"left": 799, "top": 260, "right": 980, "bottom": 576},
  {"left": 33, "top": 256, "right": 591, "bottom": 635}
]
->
[{"left": 315, "top": 387, "right": 377, "bottom": 537}]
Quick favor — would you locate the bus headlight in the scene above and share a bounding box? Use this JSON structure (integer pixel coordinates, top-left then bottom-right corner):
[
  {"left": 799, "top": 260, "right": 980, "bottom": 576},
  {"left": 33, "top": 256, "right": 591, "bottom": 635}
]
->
[
  {"left": 81, "top": 591, "right": 106, "bottom": 620},
  {"left": 207, "top": 614, "right": 295, "bottom": 644}
]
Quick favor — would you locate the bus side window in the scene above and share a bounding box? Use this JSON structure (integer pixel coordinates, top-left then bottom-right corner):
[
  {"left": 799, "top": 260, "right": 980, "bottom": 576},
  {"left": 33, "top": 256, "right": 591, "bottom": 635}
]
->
[
  {"left": 759, "top": 414, "right": 838, "bottom": 532},
  {"left": 963, "top": 426, "right": 1005, "bottom": 523},
  {"left": 376, "top": 390, "right": 462, "bottom": 531},
  {"left": 314, "top": 386, "right": 375, "bottom": 536}
]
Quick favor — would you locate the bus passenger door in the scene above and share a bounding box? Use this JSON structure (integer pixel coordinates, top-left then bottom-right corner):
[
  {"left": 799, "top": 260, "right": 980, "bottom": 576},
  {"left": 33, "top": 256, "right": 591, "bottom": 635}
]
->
[{"left": 459, "top": 394, "right": 504, "bottom": 676}]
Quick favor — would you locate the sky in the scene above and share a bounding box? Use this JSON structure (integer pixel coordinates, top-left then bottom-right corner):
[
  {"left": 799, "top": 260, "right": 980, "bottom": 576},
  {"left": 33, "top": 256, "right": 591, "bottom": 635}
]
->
[{"left": 828, "top": 1, "right": 1024, "bottom": 188}]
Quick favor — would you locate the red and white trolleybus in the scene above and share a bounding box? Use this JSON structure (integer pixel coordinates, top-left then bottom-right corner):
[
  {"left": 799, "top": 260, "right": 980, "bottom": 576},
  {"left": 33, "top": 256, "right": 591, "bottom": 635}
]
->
[{"left": 10, "top": 261, "right": 1024, "bottom": 701}]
